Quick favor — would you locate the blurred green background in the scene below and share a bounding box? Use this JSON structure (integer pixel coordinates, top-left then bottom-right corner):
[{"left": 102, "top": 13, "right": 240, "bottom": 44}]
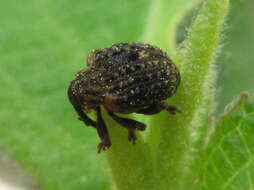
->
[{"left": 0, "top": 0, "right": 253, "bottom": 189}]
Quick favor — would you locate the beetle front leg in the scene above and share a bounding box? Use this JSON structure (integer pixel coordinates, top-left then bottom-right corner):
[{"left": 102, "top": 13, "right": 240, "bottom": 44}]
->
[
  {"left": 96, "top": 107, "right": 111, "bottom": 153},
  {"left": 78, "top": 113, "right": 96, "bottom": 128},
  {"left": 68, "top": 86, "right": 96, "bottom": 128},
  {"left": 136, "top": 102, "right": 181, "bottom": 115},
  {"left": 107, "top": 111, "right": 146, "bottom": 144}
]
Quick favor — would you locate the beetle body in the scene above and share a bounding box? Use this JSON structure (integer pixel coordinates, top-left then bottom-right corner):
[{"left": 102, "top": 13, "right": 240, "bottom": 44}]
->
[{"left": 68, "top": 43, "right": 180, "bottom": 152}]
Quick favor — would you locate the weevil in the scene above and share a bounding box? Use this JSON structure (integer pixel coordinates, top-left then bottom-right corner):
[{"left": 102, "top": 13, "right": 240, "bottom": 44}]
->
[{"left": 68, "top": 43, "right": 181, "bottom": 153}]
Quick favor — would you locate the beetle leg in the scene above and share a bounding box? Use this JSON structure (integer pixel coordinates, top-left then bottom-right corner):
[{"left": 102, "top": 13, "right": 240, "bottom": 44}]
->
[
  {"left": 78, "top": 114, "right": 96, "bottom": 128},
  {"left": 73, "top": 106, "right": 96, "bottom": 128},
  {"left": 163, "top": 103, "right": 181, "bottom": 115},
  {"left": 136, "top": 102, "right": 181, "bottom": 115},
  {"left": 136, "top": 104, "right": 161, "bottom": 115},
  {"left": 68, "top": 86, "right": 96, "bottom": 128},
  {"left": 107, "top": 111, "right": 146, "bottom": 144},
  {"left": 96, "top": 107, "right": 111, "bottom": 153}
]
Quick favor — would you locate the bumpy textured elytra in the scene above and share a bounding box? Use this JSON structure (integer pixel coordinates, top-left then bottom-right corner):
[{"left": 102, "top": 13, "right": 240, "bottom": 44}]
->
[{"left": 68, "top": 42, "right": 181, "bottom": 153}]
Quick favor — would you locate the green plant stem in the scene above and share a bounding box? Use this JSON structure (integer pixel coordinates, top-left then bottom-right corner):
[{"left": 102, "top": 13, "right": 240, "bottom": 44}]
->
[
  {"left": 148, "top": 0, "right": 229, "bottom": 189},
  {"left": 104, "top": 113, "right": 157, "bottom": 190}
]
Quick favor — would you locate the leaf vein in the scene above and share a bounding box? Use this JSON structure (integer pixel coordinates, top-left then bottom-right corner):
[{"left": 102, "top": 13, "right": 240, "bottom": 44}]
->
[{"left": 222, "top": 157, "right": 254, "bottom": 189}]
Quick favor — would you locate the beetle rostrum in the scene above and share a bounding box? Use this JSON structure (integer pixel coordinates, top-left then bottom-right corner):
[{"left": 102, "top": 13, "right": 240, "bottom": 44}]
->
[{"left": 68, "top": 42, "right": 181, "bottom": 153}]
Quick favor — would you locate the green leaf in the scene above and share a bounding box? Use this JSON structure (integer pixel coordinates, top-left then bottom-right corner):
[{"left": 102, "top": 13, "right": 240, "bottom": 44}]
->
[
  {"left": 197, "top": 92, "right": 254, "bottom": 190},
  {"left": 0, "top": 0, "right": 151, "bottom": 189}
]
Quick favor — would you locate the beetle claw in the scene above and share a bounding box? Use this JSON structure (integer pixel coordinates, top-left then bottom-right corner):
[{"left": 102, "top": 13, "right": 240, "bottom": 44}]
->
[
  {"left": 97, "top": 139, "right": 111, "bottom": 153},
  {"left": 128, "top": 131, "right": 137, "bottom": 145},
  {"left": 166, "top": 106, "right": 181, "bottom": 115}
]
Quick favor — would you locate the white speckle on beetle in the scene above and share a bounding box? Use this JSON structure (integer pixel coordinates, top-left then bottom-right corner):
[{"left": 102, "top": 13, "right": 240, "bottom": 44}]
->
[{"left": 129, "top": 77, "right": 134, "bottom": 82}]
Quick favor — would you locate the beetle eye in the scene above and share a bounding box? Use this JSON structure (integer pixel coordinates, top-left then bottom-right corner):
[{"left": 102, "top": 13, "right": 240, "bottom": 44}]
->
[{"left": 128, "top": 53, "right": 139, "bottom": 62}]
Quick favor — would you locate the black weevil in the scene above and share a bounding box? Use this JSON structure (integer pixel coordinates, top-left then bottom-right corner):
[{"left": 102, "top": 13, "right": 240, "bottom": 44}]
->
[{"left": 68, "top": 42, "right": 181, "bottom": 153}]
